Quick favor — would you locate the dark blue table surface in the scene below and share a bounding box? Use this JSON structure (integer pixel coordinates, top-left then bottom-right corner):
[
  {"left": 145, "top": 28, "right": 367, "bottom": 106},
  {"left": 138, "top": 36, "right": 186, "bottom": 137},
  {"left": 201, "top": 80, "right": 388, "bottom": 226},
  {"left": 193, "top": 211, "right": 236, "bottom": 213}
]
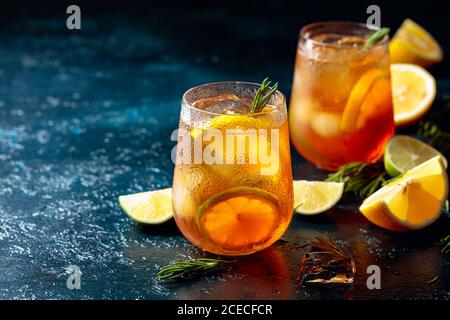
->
[{"left": 0, "top": 10, "right": 449, "bottom": 300}]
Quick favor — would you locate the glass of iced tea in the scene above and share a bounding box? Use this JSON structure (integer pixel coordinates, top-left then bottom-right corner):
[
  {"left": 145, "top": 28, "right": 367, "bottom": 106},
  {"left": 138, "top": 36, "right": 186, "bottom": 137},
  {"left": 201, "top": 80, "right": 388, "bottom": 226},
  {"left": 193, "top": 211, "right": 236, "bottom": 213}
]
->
[
  {"left": 173, "top": 82, "right": 293, "bottom": 256},
  {"left": 289, "top": 21, "right": 395, "bottom": 171}
]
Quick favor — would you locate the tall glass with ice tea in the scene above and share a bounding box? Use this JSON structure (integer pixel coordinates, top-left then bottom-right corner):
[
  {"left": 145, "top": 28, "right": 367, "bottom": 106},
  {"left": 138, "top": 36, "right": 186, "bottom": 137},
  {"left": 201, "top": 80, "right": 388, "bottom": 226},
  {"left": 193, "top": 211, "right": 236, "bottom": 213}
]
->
[
  {"left": 173, "top": 82, "right": 293, "bottom": 256},
  {"left": 289, "top": 22, "right": 395, "bottom": 171}
]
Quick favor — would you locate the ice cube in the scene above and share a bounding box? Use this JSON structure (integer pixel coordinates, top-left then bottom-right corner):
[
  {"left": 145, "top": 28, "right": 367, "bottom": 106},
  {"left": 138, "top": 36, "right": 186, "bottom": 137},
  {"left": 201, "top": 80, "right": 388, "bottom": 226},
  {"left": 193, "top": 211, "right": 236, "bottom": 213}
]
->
[
  {"left": 336, "top": 36, "right": 366, "bottom": 47},
  {"left": 310, "top": 112, "right": 342, "bottom": 138},
  {"left": 297, "top": 251, "right": 355, "bottom": 286},
  {"left": 193, "top": 94, "right": 251, "bottom": 114}
]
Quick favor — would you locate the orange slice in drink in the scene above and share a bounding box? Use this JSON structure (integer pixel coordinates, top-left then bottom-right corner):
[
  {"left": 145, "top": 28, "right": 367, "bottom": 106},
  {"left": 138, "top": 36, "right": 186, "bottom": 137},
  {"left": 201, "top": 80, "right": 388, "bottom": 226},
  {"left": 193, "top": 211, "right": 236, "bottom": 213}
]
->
[
  {"left": 340, "top": 69, "right": 388, "bottom": 132},
  {"left": 198, "top": 188, "right": 280, "bottom": 249},
  {"left": 390, "top": 19, "right": 443, "bottom": 68},
  {"left": 356, "top": 77, "right": 392, "bottom": 129}
]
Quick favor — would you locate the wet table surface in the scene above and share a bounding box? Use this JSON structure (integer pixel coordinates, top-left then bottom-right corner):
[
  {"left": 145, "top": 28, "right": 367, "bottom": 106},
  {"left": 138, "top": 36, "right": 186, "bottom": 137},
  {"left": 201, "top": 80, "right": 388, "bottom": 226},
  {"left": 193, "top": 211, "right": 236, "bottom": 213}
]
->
[{"left": 0, "top": 11, "right": 449, "bottom": 300}]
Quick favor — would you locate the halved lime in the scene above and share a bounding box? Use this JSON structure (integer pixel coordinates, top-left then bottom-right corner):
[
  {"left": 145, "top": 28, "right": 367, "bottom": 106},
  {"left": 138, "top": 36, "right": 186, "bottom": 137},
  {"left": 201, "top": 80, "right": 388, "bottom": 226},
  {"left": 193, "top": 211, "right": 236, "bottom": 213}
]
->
[
  {"left": 293, "top": 180, "right": 344, "bottom": 215},
  {"left": 118, "top": 188, "right": 173, "bottom": 224},
  {"left": 384, "top": 135, "right": 447, "bottom": 177}
]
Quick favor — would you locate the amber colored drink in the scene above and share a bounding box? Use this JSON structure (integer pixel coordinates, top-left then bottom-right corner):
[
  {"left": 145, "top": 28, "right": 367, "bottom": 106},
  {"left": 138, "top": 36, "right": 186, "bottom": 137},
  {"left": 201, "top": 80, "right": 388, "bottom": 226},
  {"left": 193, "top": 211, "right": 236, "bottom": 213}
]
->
[
  {"left": 173, "top": 82, "right": 293, "bottom": 256},
  {"left": 289, "top": 22, "right": 395, "bottom": 171}
]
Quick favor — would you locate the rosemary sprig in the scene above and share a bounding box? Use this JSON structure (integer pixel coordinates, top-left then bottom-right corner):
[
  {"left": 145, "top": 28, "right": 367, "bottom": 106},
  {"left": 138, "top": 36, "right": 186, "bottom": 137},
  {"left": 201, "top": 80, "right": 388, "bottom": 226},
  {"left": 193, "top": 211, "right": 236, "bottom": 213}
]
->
[
  {"left": 325, "top": 161, "right": 389, "bottom": 198},
  {"left": 442, "top": 234, "right": 450, "bottom": 254},
  {"left": 426, "top": 275, "right": 439, "bottom": 284},
  {"left": 364, "top": 27, "right": 390, "bottom": 49},
  {"left": 310, "top": 236, "right": 350, "bottom": 257},
  {"left": 156, "top": 258, "right": 232, "bottom": 281},
  {"left": 250, "top": 77, "right": 279, "bottom": 113},
  {"left": 417, "top": 121, "right": 450, "bottom": 157},
  {"left": 417, "top": 121, "right": 450, "bottom": 255}
]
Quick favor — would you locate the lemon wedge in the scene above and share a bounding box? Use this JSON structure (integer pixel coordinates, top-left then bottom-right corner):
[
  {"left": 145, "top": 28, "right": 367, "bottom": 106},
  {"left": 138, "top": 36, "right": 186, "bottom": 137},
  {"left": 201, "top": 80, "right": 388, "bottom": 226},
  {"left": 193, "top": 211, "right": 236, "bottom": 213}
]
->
[
  {"left": 390, "top": 19, "right": 443, "bottom": 67},
  {"left": 360, "top": 156, "right": 448, "bottom": 231}
]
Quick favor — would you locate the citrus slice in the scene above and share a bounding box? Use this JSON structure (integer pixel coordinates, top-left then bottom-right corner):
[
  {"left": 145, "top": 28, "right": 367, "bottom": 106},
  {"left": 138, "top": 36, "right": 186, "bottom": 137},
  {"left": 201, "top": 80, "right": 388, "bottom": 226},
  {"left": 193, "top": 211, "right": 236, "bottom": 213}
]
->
[
  {"left": 384, "top": 135, "right": 447, "bottom": 177},
  {"left": 360, "top": 156, "right": 448, "bottom": 231},
  {"left": 341, "top": 68, "right": 387, "bottom": 132},
  {"left": 119, "top": 188, "right": 173, "bottom": 224},
  {"left": 198, "top": 187, "right": 280, "bottom": 249},
  {"left": 191, "top": 102, "right": 269, "bottom": 139},
  {"left": 391, "top": 63, "right": 436, "bottom": 126},
  {"left": 210, "top": 114, "right": 268, "bottom": 130},
  {"left": 293, "top": 180, "right": 344, "bottom": 215},
  {"left": 390, "top": 19, "right": 443, "bottom": 67}
]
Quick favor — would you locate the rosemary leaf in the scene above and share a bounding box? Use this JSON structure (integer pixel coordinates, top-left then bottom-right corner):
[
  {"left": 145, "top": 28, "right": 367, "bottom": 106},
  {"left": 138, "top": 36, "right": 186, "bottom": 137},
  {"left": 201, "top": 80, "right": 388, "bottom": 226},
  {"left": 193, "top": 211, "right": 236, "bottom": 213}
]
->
[
  {"left": 417, "top": 121, "right": 450, "bottom": 157},
  {"left": 276, "top": 237, "right": 289, "bottom": 244},
  {"left": 365, "top": 27, "right": 390, "bottom": 49},
  {"left": 326, "top": 161, "right": 388, "bottom": 198},
  {"left": 426, "top": 275, "right": 439, "bottom": 284},
  {"left": 250, "top": 77, "right": 279, "bottom": 113},
  {"left": 442, "top": 235, "right": 450, "bottom": 254},
  {"left": 310, "top": 235, "right": 350, "bottom": 257},
  {"left": 156, "top": 258, "right": 232, "bottom": 281}
]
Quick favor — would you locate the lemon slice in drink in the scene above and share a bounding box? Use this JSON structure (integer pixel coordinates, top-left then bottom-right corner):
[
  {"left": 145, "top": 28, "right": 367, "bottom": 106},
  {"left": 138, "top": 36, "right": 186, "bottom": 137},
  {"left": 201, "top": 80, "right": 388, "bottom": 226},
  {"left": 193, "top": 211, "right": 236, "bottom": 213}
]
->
[
  {"left": 197, "top": 187, "right": 281, "bottom": 249},
  {"left": 391, "top": 63, "right": 436, "bottom": 126},
  {"left": 360, "top": 156, "right": 448, "bottom": 231},
  {"left": 390, "top": 19, "right": 443, "bottom": 67},
  {"left": 384, "top": 135, "right": 447, "bottom": 177},
  {"left": 293, "top": 180, "right": 344, "bottom": 215},
  {"left": 210, "top": 114, "right": 269, "bottom": 130},
  {"left": 119, "top": 188, "right": 173, "bottom": 224},
  {"left": 191, "top": 113, "right": 260, "bottom": 140}
]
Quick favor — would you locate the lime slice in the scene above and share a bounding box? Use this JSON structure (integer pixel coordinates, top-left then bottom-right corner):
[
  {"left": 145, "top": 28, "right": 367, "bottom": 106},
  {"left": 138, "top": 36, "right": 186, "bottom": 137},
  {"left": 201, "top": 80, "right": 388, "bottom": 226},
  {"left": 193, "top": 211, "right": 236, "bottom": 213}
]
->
[
  {"left": 293, "top": 180, "right": 344, "bottom": 215},
  {"left": 119, "top": 188, "right": 173, "bottom": 224},
  {"left": 384, "top": 135, "right": 447, "bottom": 177}
]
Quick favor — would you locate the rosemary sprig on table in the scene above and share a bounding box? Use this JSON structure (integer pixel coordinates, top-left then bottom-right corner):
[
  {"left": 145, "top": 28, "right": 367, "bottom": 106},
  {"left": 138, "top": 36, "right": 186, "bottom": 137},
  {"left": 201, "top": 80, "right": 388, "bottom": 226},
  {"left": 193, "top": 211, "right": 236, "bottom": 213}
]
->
[
  {"left": 418, "top": 121, "right": 450, "bottom": 254},
  {"left": 426, "top": 275, "right": 439, "bottom": 284},
  {"left": 364, "top": 27, "right": 390, "bottom": 49},
  {"left": 156, "top": 258, "right": 232, "bottom": 281},
  {"left": 442, "top": 235, "right": 450, "bottom": 254},
  {"left": 325, "top": 161, "right": 390, "bottom": 198},
  {"left": 310, "top": 236, "right": 350, "bottom": 257},
  {"left": 417, "top": 121, "right": 450, "bottom": 156},
  {"left": 250, "top": 77, "right": 278, "bottom": 113}
]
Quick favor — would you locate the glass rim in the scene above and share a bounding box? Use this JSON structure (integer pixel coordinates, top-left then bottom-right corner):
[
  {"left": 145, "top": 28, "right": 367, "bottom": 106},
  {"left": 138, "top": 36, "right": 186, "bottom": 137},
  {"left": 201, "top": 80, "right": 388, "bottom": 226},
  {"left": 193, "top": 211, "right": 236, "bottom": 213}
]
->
[
  {"left": 181, "top": 81, "right": 286, "bottom": 117},
  {"left": 299, "top": 21, "right": 389, "bottom": 50}
]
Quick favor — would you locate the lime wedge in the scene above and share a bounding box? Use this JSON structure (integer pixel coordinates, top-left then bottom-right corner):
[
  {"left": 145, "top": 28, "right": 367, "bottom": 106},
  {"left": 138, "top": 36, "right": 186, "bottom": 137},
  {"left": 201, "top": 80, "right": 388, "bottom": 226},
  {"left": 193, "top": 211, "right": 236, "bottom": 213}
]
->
[
  {"left": 384, "top": 135, "right": 447, "bottom": 177},
  {"left": 119, "top": 188, "right": 173, "bottom": 224},
  {"left": 293, "top": 180, "right": 344, "bottom": 215}
]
